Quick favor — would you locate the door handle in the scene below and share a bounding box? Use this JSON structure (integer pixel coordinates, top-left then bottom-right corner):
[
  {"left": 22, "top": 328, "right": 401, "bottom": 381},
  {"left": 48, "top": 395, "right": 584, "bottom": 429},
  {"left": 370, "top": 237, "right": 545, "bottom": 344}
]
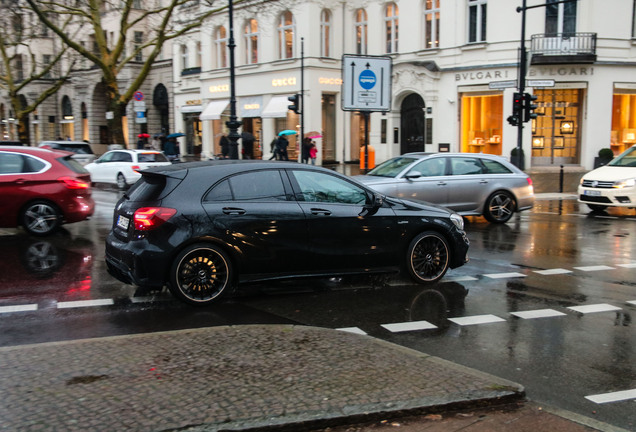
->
[
  {"left": 436, "top": 181, "right": 447, "bottom": 186},
  {"left": 222, "top": 207, "right": 246, "bottom": 215},
  {"left": 310, "top": 208, "right": 332, "bottom": 216},
  {"left": 479, "top": 180, "right": 489, "bottom": 184},
  {"left": 15, "top": 179, "right": 26, "bottom": 185}
]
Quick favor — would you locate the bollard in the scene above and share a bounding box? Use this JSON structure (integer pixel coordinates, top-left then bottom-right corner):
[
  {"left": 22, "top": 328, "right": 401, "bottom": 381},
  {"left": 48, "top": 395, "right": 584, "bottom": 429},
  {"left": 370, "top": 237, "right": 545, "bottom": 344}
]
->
[{"left": 559, "top": 165, "right": 564, "bottom": 193}]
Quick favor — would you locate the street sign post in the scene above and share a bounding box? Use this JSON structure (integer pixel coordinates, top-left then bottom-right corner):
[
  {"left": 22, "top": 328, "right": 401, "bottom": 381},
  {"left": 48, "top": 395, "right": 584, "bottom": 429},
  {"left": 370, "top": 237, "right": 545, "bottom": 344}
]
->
[
  {"left": 341, "top": 55, "right": 392, "bottom": 112},
  {"left": 526, "top": 79, "right": 555, "bottom": 87},
  {"left": 488, "top": 80, "right": 517, "bottom": 90}
]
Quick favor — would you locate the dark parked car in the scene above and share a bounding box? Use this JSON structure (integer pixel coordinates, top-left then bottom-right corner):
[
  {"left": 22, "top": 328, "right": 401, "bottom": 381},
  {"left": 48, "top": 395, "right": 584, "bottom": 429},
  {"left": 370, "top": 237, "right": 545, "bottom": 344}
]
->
[
  {"left": 354, "top": 153, "right": 535, "bottom": 224},
  {"left": 0, "top": 140, "right": 24, "bottom": 146},
  {"left": 0, "top": 146, "right": 95, "bottom": 235},
  {"left": 105, "top": 161, "right": 470, "bottom": 305},
  {"left": 38, "top": 141, "right": 96, "bottom": 166}
]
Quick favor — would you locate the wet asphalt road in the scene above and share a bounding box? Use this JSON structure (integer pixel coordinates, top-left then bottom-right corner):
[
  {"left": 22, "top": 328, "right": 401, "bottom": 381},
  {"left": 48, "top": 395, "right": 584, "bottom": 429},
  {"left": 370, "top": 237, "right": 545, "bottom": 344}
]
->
[{"left": 0, "top": 189, "right": 635, "bottom": 430}]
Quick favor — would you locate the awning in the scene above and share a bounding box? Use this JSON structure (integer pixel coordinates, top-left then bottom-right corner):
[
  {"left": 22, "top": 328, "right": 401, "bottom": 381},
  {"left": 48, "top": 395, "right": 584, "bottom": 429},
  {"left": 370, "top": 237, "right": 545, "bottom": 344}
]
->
[
  {"left": 261, "top": 96, "right": 291, "bottom": 118},
  {"left": 200, "top": 100, "right": 229, "bottom": 120},
  {"left": 180, "top": 105, "right": 202, "bottom": 114}
]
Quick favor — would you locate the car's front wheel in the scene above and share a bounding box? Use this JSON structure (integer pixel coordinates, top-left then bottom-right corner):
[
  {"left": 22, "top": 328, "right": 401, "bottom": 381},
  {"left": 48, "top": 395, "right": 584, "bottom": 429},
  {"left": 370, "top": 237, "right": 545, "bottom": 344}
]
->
[
  {"left": 406, "top": 231, "right": 450, "bottom": 284},
  {"left": 169, "top": 243, "right": 233, "bottom": 305},
  {"left": 21, "top": 200, "right": 61, "bottom": 236},
  {"left": 116, "top": 173, "right": 128, "bottom": 190},
  {"left": 483, "top": 191, "right": 515, "bottom": 223}
]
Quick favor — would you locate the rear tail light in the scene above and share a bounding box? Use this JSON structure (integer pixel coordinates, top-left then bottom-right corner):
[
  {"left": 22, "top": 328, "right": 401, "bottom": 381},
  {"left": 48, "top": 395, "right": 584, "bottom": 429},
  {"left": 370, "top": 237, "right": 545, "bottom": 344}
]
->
[
  {"left": 59, "top": 176, "right": 90, "bottom": 189},
  {"left": 132, "top": 165, "right": 141, "bottom": 173},
  {"left": 133, "top": 207, "right": 177, "bottom": 231}
]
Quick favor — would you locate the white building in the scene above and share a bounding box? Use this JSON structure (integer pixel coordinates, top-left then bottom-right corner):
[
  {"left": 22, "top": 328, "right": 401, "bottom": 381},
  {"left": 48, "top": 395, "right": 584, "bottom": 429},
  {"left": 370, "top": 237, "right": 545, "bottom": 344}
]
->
[{"left": 172, "top": 0, "right": 636, "bottom": 169}]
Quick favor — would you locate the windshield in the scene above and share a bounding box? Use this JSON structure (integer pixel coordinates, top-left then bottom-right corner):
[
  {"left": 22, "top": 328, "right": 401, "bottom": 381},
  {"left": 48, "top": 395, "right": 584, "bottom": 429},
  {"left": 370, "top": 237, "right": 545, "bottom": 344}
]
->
[
  {"left": 608, "top": 146, "right": 636, "bottom": 167},
  {"left": 366, "top": 157, "right": 419, "bottom": 177}
]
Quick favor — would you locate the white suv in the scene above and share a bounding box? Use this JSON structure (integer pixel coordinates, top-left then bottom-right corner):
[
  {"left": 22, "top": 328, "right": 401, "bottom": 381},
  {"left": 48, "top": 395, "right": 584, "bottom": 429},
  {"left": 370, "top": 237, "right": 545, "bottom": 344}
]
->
[
  {"left": 85, "top": 149, "right": 171, "bottom": 189},
  {"left": 578, "top": 145, "right": 636, "bottom": 211}
]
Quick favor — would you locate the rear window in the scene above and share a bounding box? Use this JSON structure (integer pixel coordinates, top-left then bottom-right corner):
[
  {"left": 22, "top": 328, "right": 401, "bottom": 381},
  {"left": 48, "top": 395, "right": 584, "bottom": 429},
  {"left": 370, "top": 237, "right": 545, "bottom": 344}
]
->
[
  {"left": 127, "top": 174, "right": 181, "bottom": 201},
  {"left": 43, "top": 143, "right": 94, "bottom": 154},
  {"left": 138, "top": 152, "right": 168, "bottom": 163},
  {"left": 57, "top": 155, "right": 89, "bottom": 174}
]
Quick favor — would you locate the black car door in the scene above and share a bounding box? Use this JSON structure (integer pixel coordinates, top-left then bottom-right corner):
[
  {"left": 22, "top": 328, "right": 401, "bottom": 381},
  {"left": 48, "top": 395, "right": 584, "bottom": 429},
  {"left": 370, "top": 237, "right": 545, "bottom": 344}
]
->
[
  {"left": 286, "top": 168, "right": 398, "bottom": 272},
  {"left": 201, "top": 169, "right": 310, "bottom": 277}
]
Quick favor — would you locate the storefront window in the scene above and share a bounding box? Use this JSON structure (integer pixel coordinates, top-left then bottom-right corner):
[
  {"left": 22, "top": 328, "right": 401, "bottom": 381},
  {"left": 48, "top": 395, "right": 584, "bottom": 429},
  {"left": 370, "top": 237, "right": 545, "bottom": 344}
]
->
[
  {"left": 611, "top": 91, "right": 636, "bottom": 155},
  {"left": 531, "top": 88, "right": 582, "bottom": 164},
  {"left": 460, "top": 93, "right": 502, "bottom": 155}
]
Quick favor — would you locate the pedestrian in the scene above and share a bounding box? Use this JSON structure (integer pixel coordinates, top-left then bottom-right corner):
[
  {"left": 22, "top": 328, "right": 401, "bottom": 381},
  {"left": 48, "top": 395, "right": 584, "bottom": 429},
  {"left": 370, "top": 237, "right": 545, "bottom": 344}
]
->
[
  {"left": 269, "top": 137, "right": 279, "bottom": 160},
  {"left": 164, "top": 137, "right": 179, "bottom": 162},
  {"left": 309, "top": 141, "right": 318, "bottom": 165},
  {"left": 241, "top": 131, "right": 255, "bottom": 159},
  {"left": 137, "top": 137, "right": 145, "bottom": 149},
  {"left": 219, "top": 134, "right": 230, "bottom": 159},
  {"left": 301, "top": 137, "right": 311, "bottom": 164},
  {"left": 276, "top": 135, "right": 289, "bottom": 161},
  {"left": 151, "top": 136, "right": 161, "bottom": 151}
]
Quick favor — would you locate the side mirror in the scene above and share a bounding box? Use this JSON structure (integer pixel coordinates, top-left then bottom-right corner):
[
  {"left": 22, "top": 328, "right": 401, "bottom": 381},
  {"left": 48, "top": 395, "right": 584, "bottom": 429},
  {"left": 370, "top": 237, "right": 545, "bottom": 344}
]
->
[
  {"left": 360, "top": 192, "right": 384, "bottom": 217},
  {"left": 404, "top": 171, "right": 422, "bottom": 180}
]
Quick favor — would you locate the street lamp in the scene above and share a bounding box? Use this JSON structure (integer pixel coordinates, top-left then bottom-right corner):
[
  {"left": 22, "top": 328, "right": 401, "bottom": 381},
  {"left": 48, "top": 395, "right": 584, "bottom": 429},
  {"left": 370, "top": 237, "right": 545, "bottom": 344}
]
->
[{"left": 226, "top": 0, "right": 241, "bottom": 159}]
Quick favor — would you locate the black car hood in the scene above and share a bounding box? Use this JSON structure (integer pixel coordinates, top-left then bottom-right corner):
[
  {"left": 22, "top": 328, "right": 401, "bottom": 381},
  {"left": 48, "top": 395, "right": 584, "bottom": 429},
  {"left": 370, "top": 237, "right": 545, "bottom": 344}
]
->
[{"left": 384, "top": 195, "right": 453, "bottom": 216}]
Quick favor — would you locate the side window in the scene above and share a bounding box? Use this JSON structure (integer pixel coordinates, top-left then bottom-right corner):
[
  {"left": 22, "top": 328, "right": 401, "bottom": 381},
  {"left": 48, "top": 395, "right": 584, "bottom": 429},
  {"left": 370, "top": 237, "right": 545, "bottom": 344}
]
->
[
  {"left": 205, "top": 170, "right": 287, "bottom": 202},
  {"left": 99, "top": 152, "right": 115, "bottom": 163},
  {"left": 482, "top": 159, "right": 512, "bottom": 174},
  {"left": 409, "top": 158, "right": 446, "bottom": 177},
  {"left": 0, "top": 153, "right": 25, "bottom": 174},
  {"left": 450, "top": 157, "right": 484, "bottom": 175},
  {"left": 22, "top": 155, "right": 46, "bottom": 173},
  {"left": 292, "top": 170, "right": 367, "bottom": 205}
]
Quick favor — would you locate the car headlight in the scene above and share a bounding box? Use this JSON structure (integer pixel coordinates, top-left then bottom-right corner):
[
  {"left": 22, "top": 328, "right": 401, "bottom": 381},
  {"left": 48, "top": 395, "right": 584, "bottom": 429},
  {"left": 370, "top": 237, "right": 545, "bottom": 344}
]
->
[
  {"left": 450, "top": 213, "right": 464, "bottom": 230},
  {"left": 614, "top": 178, "right": 636, "bottom": 189}
]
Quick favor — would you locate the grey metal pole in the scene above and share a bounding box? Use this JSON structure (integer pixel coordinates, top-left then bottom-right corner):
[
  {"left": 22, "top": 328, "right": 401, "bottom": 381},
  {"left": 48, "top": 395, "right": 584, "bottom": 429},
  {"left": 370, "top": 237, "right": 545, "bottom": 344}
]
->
[{"left": 226, "top": 0, "right": 241, "bottom": 159}]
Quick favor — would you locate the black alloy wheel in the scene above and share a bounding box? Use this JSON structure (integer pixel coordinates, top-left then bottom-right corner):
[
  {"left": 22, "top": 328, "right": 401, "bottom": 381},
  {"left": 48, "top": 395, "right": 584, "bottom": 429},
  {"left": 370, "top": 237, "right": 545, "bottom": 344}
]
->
[
  {"left": 169, "top": 243, "right": 232, "bottom": 305},
  {"left": 483, "top": 191, "right": 515, "bottom": 223},
  {"left": 407, "top": 231, "right": 450, "bottom": 284},
  {"left": 21, "top": 200, "right": 61, "bottom": 236}
]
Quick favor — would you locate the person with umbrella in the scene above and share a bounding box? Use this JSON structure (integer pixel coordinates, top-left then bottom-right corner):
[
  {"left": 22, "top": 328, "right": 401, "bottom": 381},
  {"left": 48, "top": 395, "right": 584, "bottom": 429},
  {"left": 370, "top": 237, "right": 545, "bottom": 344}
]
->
[
  {"left": 276, "top": 130, "right": 295, "bottom": 161},
  {"left": 164, "top": 133, "right": 182, "bottom": 162},
  {"left": 241, "top": 131, "right": 255, "bottom": 159}
]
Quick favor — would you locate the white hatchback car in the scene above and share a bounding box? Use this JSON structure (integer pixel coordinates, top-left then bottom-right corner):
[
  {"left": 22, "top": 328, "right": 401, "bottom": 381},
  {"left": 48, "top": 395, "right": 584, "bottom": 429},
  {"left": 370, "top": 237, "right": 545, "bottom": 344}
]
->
[
  {"left": 578, "top": 145, "right": 636, "bottom": 211},
  {"left": 85, "top": 149, "right": 171, "bottom": 189}
]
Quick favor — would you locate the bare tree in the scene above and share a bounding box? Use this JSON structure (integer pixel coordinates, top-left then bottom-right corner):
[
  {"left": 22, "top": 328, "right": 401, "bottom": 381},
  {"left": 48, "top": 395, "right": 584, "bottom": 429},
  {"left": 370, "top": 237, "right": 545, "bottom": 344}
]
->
[
  {"left": 0, "top": 3, "right": 75, "bottom": 143},
  {"left": 24, "top": 0, "right": 235, "bottom": 145}
]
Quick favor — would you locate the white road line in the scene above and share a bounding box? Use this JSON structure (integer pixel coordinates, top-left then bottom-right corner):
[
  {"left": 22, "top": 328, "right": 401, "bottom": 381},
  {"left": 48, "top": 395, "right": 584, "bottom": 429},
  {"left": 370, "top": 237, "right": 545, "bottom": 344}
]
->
[
  {"left": 511, "top": 309, "right": 567, "bottom": 319},
  {"left": 585, "top": 389, "right": 636, "bottom": 404},
  {"left": 445, "top": 276, "right": 479, "bottom": 282},
  {"left": 337, "top": 327, "right": 367, "bottom": 335},
  {"left": 573, "top": 265, "right": 615, "bottom": 272},
  {"left": 57, "top": 299, "right": 115, "bottom": 309},
  {"left": 129, "top": 296, "right": 172, "bottom": 303},
  {"left": 627, "top": 301, "right": 636, "bottom": 306},
  {"left": 534, "top": 268, "right": 573, "bottom": 275},
  {"left": 448, "top": 314, "right": 506, "bottom": 326},
  {"left": 381, "top": 321, "right": 438, "bottom": 333},
  {"left": 483, "top": 272, "right": 526, "bottom": 279},
  {"left": 617, "top": 263, "right": 636, "bottom": 268},
  {"left": 0, "top": 304, "right": 38, "bottom": 314},
  {"left": 567, "top": 304, "right": 622, "bottom": 314}
]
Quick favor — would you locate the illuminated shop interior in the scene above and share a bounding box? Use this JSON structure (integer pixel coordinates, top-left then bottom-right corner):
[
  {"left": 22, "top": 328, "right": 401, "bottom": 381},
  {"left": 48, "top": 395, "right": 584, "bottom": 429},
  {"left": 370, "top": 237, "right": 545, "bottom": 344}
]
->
[
  {"left": 460, "top": 93, "right": 503, "bottom": 155},
  {"left": 611, "top": 91, "right": 636, "bottom": 155}
]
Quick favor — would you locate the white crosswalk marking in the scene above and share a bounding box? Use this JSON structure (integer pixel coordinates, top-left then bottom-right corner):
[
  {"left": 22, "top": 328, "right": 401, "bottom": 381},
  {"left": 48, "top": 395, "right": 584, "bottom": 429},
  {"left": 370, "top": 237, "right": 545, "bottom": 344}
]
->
[
  {"left": 57, "top": 299, "right": 114, "bottom": 309},
  {"left": 483, "top": 272, "right": 526, "bottom": 279},
  {"left": 381, "top": 321, "right": 438, "bottom": 333},
  {"left": 585, "top": 389, "right": 636, "bottom": 404},
  {"left": 628, "top": 301, "right": 636, "bottom": 306},
  {"left": 445, "top": 276, "right": 479, "bottom": 282},
  {"left": 617, "top": 263, "right": 636, "bottom": 268},
  {"left": 573, "top": 265, "right": 615, "bottom": 272},
  {"left": 534, "top": 268, "right": 572, "bottom": 275},
  {"left": 337, "top": 327, "right": 367, "bottom": 335},
  {"left": 0, "top": 304, "right": 38, "bottom": 314},
  {"left": 567, "top": 304, "right": 622, "bottom": 314},
  {"left": 511, "top": 309, "right": 567, "bottom": 319},
  {"left": 448, "top": 314, "right": 506, "bottom": 326}
]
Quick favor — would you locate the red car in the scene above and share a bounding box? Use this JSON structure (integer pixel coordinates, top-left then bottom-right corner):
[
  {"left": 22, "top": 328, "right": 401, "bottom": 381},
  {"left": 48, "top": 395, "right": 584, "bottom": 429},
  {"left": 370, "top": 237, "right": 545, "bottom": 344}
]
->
[{"left": 0, "top": 146, "right": 95, "bottom": 235}]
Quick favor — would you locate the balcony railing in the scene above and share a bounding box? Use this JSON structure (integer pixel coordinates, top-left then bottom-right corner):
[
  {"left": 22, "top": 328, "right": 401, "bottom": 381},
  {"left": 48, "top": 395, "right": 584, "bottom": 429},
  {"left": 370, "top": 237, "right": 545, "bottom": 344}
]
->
[{"left": 530, "top": 33, "right": 597, "bottom": 64}]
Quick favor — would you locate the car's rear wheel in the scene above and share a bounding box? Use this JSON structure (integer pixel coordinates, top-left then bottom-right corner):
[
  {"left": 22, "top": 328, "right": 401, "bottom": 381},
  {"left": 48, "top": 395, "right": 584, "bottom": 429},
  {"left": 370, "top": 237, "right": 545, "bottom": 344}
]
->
[
  {"left": 483, "top": 191, "right": 515, "bottom": 223},
  {"left": 169, "top": 243, "right": 232, "bottom": 305},
  {"left": 406, "top": 231, "right": 450, "bottom": 284},
  {"left": 21, "top": 200, "right": 61, "bottom": 236},
  {"left": 116, "top": 173, "right": 127, "bottom": 190},
  {"left": 587, "top": 204, "right": 607, "bottom": 212}
]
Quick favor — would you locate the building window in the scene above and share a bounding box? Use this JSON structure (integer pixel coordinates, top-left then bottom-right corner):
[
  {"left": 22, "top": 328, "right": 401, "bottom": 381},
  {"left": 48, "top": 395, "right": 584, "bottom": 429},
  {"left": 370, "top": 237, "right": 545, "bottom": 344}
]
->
[
  {"left": 42, "top": 54, "right": 51, "bottom": 78},
  {"left": 385, "top": 3, "right": 399, "bottom": 54},
  {"left": 468, "top": 0, "right": 487, "bottom": 43},
  {"left": 134, "top": 31, "right": 143, "bottom": 61},
  {"left": 424, "top": 0, "right": 440, "bottom": 49},
  {"left": 355, "top": 9, "right": 368, "bottom": 55},
  {"left": 244, "top": 19, "right": 258, "bottom": 64},
  {"left": 461, "top": 93, "right": 502, "bottom": 155},
  {"left": 278, "top": 11, "right": 295, "bottom": 59},
  {"left": 196, "top": 42, "right": 202, "bottom": 68},
  {"left": 215, "top": 26, "right": 228, "bottom": 68},
  {"left": 320, "top": 9, "right": 332, "bottom": 57},
  {"left": 633, "top": 0, "right": 636, "bottom": 38},
  {"left": 181, "top": 45, "right": 188, "bottom": 70},
  {"left": 545, "top": 0, "right": 577, "bottom": 36},
  {"left": 15, "top": 54, "right": 24, "bottom": 81}
]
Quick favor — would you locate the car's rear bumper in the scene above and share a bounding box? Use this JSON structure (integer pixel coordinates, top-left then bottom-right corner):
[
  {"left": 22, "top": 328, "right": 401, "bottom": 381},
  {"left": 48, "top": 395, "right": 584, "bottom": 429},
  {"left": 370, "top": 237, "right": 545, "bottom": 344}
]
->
[
  {"left": 105, "top": 232, "right": 169, "bottom": 288},
  {"left": 63, "top": 196, "right": 95, "bottom": 223}
]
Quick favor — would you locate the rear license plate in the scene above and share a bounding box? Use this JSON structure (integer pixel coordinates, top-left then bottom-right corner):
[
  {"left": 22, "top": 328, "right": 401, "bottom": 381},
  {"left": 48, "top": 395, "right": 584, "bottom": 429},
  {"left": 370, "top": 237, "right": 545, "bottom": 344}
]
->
[
  {"left": 584, "top": 190, "right": 602, "bottom": 196},
  {"left": 117, "top": 215, "right": 130, "bottom": 230}
]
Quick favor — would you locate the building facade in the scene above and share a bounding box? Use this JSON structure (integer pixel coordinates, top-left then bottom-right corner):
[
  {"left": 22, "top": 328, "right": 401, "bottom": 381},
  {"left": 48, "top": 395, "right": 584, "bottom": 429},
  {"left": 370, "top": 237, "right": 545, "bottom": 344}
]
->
[{"left": 172, "top": 0, "right": 636, "bottom": 169}]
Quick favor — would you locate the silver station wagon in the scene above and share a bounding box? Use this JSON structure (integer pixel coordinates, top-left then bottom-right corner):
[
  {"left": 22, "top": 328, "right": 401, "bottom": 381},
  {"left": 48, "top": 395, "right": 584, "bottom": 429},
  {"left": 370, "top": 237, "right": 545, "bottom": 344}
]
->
[{"left": 354, "top": 152, "right": 535, "bottom": 224}]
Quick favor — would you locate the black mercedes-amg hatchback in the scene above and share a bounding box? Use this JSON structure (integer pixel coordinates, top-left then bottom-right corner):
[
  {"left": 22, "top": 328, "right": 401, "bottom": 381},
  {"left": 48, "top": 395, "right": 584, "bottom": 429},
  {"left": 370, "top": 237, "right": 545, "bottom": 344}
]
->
[{"left": 105, "top": 160, "right": 469, "bottom": 305}]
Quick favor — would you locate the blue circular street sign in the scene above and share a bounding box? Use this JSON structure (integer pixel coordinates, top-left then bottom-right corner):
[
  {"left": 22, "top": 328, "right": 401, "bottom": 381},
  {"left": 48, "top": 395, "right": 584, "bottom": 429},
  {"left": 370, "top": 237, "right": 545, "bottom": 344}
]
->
[{"left": 359, "top": 70, "right": 376, "bottom": 90}]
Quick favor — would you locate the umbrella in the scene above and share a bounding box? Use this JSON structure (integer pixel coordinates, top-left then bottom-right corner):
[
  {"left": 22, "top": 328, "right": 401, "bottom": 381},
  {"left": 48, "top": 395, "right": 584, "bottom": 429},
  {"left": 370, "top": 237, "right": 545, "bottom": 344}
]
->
[
  {"left": 307, "top": 134, "right": 322, "bottom": 139},
  {"left": 138, "top": 133, "right": 150, "bottom": 138},
  {"left": 166, "top": 132, "right": 185, "bottom": 138},
  {"left": 278, "top": 130, "right": 297, "bottom": 136},
  {"left": 304, "top": 131, "right": 320, "bottom": 137}
]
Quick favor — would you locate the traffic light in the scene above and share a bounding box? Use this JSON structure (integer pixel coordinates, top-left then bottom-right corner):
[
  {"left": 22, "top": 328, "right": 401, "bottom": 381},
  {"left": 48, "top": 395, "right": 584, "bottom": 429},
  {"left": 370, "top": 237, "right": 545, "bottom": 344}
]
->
[
  {"left": 507, "top": 92, "right": 523, "bottom": 126},
  {"left": 523, "top": 92, "right": 539, "bottom": 123},
  {"left": 287, "top": 94, "right": 301, "bottom": 114}
]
